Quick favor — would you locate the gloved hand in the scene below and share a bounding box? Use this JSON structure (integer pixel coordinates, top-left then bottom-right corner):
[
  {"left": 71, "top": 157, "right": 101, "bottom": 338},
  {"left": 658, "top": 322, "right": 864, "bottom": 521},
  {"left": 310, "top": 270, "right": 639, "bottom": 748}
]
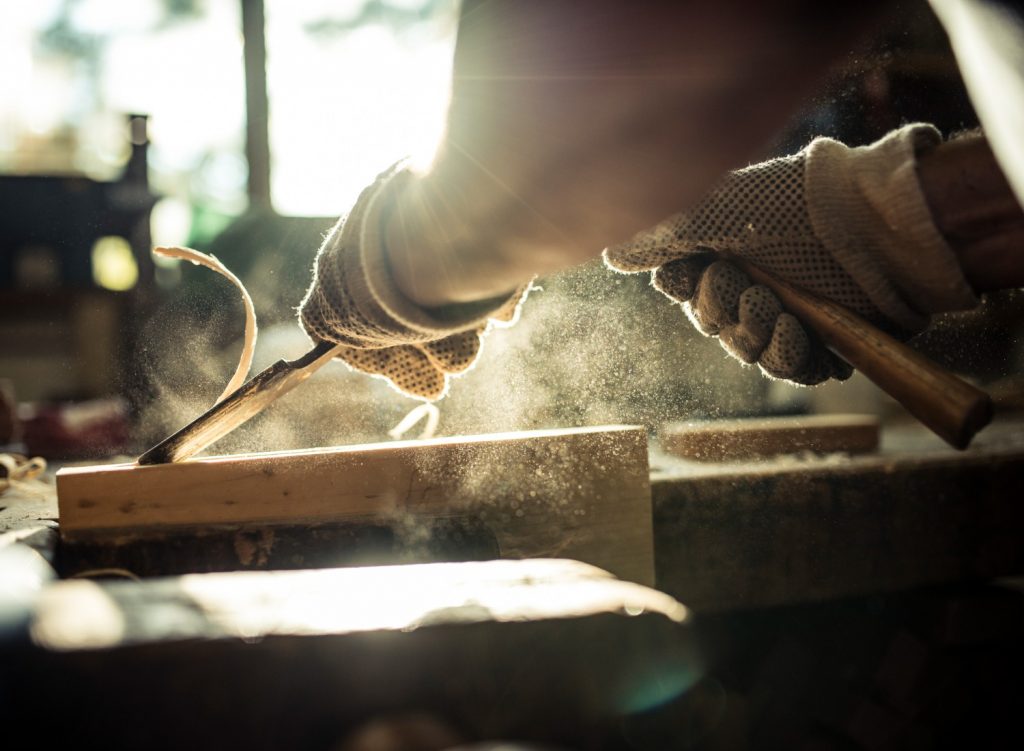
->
[
  {"left": 604, "top": 123, "right": 979, "bottom": 385},
  {"left": 300, "top": 163, "right": 530, "bottom": 401}
]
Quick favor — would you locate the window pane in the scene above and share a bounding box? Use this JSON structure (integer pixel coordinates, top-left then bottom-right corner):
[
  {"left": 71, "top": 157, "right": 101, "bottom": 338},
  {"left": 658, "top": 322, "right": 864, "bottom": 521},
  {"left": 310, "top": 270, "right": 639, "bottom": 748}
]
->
[
  {"left": 0, "top": 0, "right": 247, "bottom": 226},
  {"left": 265, "top": 0, "right": 457, "bottom": 216}
]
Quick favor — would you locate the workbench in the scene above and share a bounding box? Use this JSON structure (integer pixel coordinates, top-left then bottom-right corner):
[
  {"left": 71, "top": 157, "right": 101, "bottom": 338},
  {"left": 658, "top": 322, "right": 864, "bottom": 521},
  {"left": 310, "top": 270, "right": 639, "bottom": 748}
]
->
[
  {"left": 651, "top": 414, "right": 1024, "bottom": 613},
  {"left": 2, "top": 415, "right": 1023, "bottom": 749}
]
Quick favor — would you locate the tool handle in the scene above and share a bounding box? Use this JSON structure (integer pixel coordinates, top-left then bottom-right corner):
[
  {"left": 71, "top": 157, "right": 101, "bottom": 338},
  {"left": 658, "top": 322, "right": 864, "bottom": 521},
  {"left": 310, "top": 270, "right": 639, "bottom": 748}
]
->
[{"left": 734, "top": 259, "right": 992, "bottom": 449}]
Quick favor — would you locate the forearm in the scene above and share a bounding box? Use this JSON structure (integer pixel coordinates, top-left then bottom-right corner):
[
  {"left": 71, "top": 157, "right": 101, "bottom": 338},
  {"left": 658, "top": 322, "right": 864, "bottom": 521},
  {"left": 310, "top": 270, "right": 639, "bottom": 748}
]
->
[
  {"left": 917, "top": 132, "right": 1024, "bottom": 293},
  {"left": 384, "top": 0, "right": 891, "bottom": 307}
]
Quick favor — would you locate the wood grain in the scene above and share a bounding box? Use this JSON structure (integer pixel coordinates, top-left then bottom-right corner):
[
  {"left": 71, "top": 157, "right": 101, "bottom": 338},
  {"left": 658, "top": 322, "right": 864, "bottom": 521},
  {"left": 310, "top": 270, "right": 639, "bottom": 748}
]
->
[
  {"left": 661, "top": 414, "right": 880, "bottom": 461},
  {"left": 57, "top": 425, "right": 655, "bottom": 585},
  {"left": 652, "top": 436, "right": 1024, "bottom": 613}
]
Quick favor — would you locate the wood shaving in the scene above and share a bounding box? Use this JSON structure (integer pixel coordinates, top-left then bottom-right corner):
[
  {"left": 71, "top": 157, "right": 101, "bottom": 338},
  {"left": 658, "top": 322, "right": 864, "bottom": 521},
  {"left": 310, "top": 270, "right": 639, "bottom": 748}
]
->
[
  {"left": 69, "top": 568, "right": 141, "bottom": 581},
  {"left": 0, "top": 453, "right": 47, "bottom": 496},
  {"left": 388, "top": 403, "right": 440, "bottom": 441},
  {"left": 153, "top": 246, "right": 258, "bottom": 403}
]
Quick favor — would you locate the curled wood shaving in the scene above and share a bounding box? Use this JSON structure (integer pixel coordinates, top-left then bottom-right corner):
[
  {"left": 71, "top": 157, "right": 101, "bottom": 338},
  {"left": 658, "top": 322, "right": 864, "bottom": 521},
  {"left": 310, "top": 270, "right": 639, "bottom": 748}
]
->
[
  {"left": 388, "top": 402, "right": 440, "bottom": 441},
  {"left": 70, "top": 568, "right": 141, "bottom": 581},
  {"left": 153, "top": 246, "right": 258, "bottom": 403},
  {"left": 0, "top": 453, "right": 47, "bottom": 496}
]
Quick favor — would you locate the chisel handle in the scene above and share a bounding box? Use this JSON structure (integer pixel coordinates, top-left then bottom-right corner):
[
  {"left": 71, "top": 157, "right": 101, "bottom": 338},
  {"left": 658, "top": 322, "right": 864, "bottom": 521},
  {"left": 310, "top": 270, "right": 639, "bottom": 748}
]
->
[{"left": 733, "top": 258, "right": 991, "bottom": 449}]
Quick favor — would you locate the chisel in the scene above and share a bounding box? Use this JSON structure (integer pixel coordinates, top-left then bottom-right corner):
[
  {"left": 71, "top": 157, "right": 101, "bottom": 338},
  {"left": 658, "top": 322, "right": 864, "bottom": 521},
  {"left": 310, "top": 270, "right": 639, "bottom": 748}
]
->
[{"left": 137, "top": 340, "right": 341, "bottom": 464}]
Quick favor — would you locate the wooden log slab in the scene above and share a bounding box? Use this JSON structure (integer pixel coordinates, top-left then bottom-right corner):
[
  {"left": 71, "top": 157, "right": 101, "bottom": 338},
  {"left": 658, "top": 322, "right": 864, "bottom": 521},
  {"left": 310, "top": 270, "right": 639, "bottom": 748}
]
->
[{"left": 56, "top": 426, "right": 655, "bottom": 585}]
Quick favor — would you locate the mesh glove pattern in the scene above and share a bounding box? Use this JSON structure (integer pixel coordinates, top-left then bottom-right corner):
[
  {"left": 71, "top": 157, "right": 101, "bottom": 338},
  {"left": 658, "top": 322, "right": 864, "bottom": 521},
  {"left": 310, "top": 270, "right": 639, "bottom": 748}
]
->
[
  {"left": 604, "top": 124, "right": 978, "bottom": 385},
  {"left": 300, "top": 163, "right": 530, "bottom": 401}
]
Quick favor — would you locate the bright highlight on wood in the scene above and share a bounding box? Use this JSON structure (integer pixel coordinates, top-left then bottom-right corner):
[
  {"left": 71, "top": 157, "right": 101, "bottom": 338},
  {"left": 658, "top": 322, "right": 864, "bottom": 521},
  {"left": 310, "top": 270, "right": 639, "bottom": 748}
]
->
[{"left": 57, "top": 426, "right": 656, "bottom": 586}]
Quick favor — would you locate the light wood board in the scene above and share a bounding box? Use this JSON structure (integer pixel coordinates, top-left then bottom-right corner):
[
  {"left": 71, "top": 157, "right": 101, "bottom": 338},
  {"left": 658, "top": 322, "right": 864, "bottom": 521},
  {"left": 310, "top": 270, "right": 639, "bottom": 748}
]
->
[{"left": 57, "top": 425, "right": 654, "bottom": 585}]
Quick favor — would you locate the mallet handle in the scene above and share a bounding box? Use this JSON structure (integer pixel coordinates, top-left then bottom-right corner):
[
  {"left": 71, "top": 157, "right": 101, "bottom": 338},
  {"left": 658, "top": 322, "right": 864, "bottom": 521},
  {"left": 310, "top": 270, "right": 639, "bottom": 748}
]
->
[{"left": 734, "top": 258, "right": 991, "bottom": 449}]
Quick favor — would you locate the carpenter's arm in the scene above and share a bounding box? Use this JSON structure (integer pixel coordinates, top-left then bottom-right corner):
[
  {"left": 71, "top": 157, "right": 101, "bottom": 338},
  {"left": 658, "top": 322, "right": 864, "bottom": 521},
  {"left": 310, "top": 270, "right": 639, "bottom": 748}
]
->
[
  {"left": 918, "top": 132, "right": 1024, "bottom": 293},
  {"left": 382, "top": 0, "right": 893, "bottom": 307}
]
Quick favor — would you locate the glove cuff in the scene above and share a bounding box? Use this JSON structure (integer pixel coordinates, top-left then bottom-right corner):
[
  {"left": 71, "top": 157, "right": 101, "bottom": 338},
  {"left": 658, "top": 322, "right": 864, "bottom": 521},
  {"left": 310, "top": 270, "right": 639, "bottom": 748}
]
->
[
  {"left": 805, "top": 123, "right": 979, "bottom": 332},
  {"left": 354, "top": 164, "right": 531, "bottom": 336},
  {"left": 301, "top": 162, "right": 531, "bottom": 348}
]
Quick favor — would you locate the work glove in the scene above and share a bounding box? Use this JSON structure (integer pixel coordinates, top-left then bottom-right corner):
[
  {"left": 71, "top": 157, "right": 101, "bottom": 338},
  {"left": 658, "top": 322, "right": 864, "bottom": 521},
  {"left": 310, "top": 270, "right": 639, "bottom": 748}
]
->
[
  {"left": 300, "top": 163, "right": 530, "bottom": 401},
  {"left": 604, "top": 123, "right": 979, "bottom": 385}
]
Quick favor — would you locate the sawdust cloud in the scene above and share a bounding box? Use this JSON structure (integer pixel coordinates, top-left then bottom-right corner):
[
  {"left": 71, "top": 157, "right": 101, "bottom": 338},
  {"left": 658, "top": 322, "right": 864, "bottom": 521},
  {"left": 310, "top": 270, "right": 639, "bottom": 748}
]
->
[
  {"left": 388, "top": 262, "right": 774, "bottom": 555},
  {"left": 131, "top": 272, "right": 411, "bottom": 456},
  {"left": 123, "top": 246, "right": 1024, "bottom": 581},
  {"left": 131, "top": 257, "right": 778, "bottom": 458},
  {"left": 438, "top": 259, "right": 772, "bottom": 436},
  {"left": 127, "top": 252, "right": 804, "bottom": 575}
]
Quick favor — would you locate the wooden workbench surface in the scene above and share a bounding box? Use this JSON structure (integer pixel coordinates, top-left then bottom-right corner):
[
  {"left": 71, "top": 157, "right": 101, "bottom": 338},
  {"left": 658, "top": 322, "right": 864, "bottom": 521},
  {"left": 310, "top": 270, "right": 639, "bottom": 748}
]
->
[
  {"left": 651, "top": 413, "right": 1024, "bottom": 612},
  {"left": 3, "top": 418, "right": 1024, "bottom": 748},
  {"left": 3, "top": 415, "right": 1023, "bottom": 612},
  {"left": 652, "top": 411, "right": 1024, "bottom": 479}
]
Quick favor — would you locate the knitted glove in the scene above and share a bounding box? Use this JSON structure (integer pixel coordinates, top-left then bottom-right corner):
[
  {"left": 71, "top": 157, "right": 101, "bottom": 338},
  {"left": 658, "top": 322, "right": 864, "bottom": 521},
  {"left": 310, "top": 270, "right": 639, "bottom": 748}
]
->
[
  {"left": 604, "top": 124, "right": 979, "bottom": 385},
  {"left": 300, "top": 163, "right": 531, "bottom": 401}
]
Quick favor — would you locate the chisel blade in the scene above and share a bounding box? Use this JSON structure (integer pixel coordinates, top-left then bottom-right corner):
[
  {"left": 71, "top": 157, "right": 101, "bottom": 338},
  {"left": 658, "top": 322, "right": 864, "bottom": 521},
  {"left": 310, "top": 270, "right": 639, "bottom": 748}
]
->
[{"left": 137, "top": 340, "right": 341, "bottom": 465}]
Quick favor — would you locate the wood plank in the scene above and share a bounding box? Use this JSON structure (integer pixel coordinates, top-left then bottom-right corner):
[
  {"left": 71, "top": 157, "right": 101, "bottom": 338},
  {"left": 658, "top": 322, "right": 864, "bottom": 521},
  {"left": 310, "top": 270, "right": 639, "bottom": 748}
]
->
[
  {"left": 56, "top": 426, "right": 655, "bottom": 585},
  {"left": 661, "top": 414, "right": 880, "bottom": 461},
  {"left": 57, "top": 517, "right": 505, "bottom": 578}
]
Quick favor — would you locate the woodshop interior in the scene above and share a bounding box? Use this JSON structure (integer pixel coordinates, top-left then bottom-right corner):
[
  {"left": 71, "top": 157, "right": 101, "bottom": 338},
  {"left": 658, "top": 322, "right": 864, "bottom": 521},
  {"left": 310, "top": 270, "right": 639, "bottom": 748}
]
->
[{"left": 2, "top": 2, "right": 1024, "bottom": 750}]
